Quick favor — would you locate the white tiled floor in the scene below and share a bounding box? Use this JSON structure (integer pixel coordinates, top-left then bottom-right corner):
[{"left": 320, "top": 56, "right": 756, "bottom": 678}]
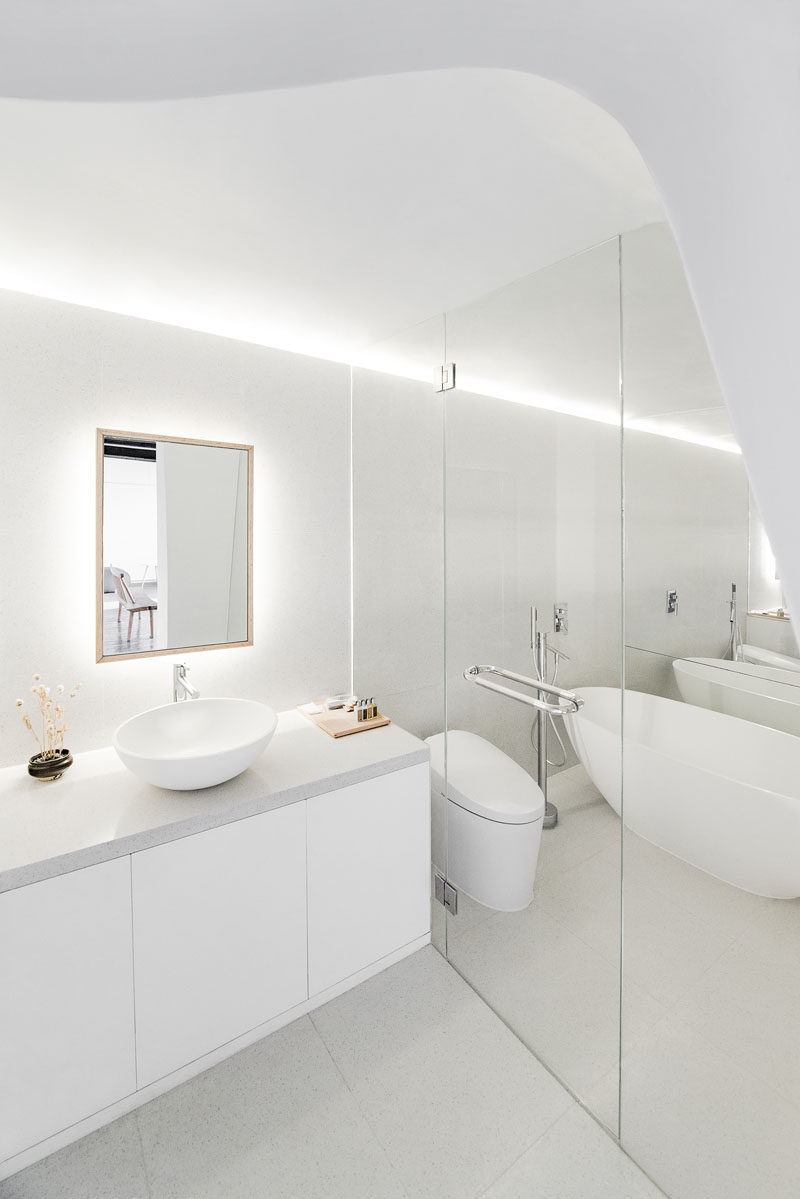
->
[
  {"left": 447, "top": 766, "right": 633, "bottom": 1117},
  {"left": 617, "top": 832, "right": 800, "bottom": 1199},
  {"left": 0, "top": 947, "right": 659, "bottom": 1199},
  {"left": 448, "top": 763, "right": 800, "bottom": 1199}
]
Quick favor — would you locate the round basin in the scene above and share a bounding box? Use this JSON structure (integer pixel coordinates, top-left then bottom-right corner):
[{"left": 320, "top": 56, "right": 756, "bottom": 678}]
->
[{"left": 114, "top": 698, "right": 278, "bottom": 790}]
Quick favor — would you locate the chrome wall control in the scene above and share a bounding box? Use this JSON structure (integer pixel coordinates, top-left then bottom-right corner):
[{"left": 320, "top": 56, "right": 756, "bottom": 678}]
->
[
  {"left": 554, "top": 603, "right": 568, "bottom": 634},
  {"left": 666, "top": 589, "right": 678, "bottom": 614}
]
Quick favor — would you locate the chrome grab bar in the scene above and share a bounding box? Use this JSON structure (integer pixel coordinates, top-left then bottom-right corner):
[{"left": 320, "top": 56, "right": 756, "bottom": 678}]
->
[{"left": 463, "top": 664, "right": 583, "bottom": 717}]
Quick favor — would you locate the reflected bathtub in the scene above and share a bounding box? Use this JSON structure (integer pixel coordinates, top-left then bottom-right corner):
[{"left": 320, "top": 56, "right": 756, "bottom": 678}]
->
[
  {"left": 566, "top": 687, "right": 800, "bottom": 898},
  {"left": 741, "top": 643, "right": 800, "bottom": 673},
  {"left": 673, "top": 657, "right": 800, "bottom": 737}
]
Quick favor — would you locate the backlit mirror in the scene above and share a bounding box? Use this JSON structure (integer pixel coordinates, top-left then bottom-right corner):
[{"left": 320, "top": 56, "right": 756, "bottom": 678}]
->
[{"left": 96, "top": 430, "right": 253, "bottom": 661}]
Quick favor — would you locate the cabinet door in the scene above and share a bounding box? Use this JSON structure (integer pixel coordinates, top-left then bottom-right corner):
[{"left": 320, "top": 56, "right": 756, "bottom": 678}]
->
[
  {"left": 132, "top": 803, "right": 307, "bottom": 1087},
  {"left": 0, "top": 858, "right": 136, "bottom": 1164},
  {"left": 307, "top": 762, "right": 430, "bottom": 995}
]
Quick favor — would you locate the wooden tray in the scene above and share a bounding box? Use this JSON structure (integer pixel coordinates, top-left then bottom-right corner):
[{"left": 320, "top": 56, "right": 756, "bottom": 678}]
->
[{"left": 298, "top": 703, "right": 390, "bottom": 738}]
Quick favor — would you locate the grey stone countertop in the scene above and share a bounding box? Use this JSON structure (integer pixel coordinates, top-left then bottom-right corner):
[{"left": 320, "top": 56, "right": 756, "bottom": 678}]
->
[{"left": 0, "top": 710, "right": 429, "bottom": 893}]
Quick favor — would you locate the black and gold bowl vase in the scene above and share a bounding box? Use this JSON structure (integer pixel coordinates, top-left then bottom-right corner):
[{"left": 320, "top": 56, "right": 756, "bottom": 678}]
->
[{"left": 28, "top": 749, "right": 73, "bottom": 781}]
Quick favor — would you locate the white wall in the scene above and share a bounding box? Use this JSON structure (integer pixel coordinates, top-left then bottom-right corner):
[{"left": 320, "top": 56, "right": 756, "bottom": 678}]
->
[
  {"left": 748, "top": 496, "right": 784, "bottom": 616},
  {"left": 445, "top": 394, "right": 622, "bottom": 775},
  {"left": 624, "top": 431, "right": 750, "bottom": 697},
  {"left": 29, "top": 0, "right": 791, "bottom": 733},
  {"left": 0, "top": 290, "right": 351, "bottom": 768},
  {"left": 351, "top": 369, "right": 444, "bottom": 739},
  {"left": 352, "top": 374, "right": 754, "bottom": 765},
  {"left": 352, "top": 375, "right": 622, "bottom": 776},
  {"left": 0, "top": 286, "right": 759, "bottom": 774},
  {"left": 745, "top": 493, "right": 798, "bottom": 657},
  {"left": 3, "top": 6, "right": 800, "bottom": 763}
]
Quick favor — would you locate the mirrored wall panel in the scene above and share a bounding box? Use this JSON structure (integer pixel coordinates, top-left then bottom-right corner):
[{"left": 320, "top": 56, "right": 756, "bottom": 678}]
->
[
  {"left": 441, "top": 238, "right": 624, "bottom": 1133},
  {"left": 97, "top": 430, "right": 253, "bottom": 661},
  {"left": 620, "top": 222, "right": 800, "bottom": 1197}
]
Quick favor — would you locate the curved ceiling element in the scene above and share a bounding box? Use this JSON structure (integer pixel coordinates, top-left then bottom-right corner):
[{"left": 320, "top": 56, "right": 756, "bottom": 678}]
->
[
  {"left": 0, "top": 71, "right": 662, "bottom": 361},
  {"left": 3, "top": 1, "right": 800, "bottom": 623}
]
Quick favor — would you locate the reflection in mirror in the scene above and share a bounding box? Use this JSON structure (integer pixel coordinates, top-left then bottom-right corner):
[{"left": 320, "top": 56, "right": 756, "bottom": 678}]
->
[
  {"left": 620, "top": 223, "right": 800, "bottom": 1198},
  {"left": 622, "top": 223, "right": 799, "bottom": 717},
  {"left": 97, "top": 431, "right": 252, "bottom": 661}
]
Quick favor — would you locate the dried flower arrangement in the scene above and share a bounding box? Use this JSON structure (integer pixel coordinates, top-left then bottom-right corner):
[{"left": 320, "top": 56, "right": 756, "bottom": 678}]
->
[{"left": 16, "top": 675, "right": 81, "bottom": 760}]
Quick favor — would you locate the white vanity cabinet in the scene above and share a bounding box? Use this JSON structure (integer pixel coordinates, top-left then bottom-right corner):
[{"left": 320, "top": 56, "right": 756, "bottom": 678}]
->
[
  {"left": 0, "top": 716, "right": 430, "bottom": 1180},
  {"left": 132, "top": 802, "right": 308, "bottom": 1087},
  {"left": 0, "top": 858, "right": 137, "bottom": 1163},
  {"left": 307, "top": 763, "right": 430, "bottom": 994}
]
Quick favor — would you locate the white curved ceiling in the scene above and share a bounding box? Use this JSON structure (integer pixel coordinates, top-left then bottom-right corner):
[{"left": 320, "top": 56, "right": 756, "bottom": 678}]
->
[{"left": 0, "top": 70, "right": 663, "bottom": 362}]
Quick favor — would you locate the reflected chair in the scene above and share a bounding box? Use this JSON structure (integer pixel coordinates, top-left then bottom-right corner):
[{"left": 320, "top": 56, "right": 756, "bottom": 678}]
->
[{"left": 109, "top": 565, "right": 158, "bottom": 642}]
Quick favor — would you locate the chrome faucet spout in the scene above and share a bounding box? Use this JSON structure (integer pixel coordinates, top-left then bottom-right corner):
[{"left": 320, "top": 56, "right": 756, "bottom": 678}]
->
[{"left": 172, "top": 663, "right": 200, "bottom": 702}]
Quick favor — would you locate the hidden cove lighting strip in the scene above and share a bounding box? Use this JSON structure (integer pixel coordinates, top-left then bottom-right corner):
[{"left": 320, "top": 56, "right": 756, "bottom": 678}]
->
[
  {"left": 352, "top": 355, "right": 742, "bottom": 455},
  {"left": 3, "top": 282, "right": 741, "bottom": 456}
]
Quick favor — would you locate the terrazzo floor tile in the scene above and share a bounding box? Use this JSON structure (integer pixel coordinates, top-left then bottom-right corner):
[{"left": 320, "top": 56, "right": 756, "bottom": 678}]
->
[
  {"left": 134, "top": 1015, "right": 408, "bottom": 1199},
  {"left": 448, "top": 903, "right": 664, "bottom": 1106},
  {"left": 480, "top": 1103, "right": 663, "bottom": 1199},
  {"left": 672, "top": 939, "right": 800, "bottom": 1112},
  {"left": 620, "top": 831, "right": 768, "bottom": 943},
  {"left": 535, "top": 767, "right": 620, "bottom": 882},
  {"left": 0, "top": 1115, "right": 149, "bottom": 1199},
  {"left": 735, "top": 893, "right": 800, "bottom": 974},
  {"left": 617, "top": 1013, "right": 800, "bottom": 1199},
  {"left": 537, "top": 839, "right": 736, "bottom": 1009},
  {"left": 311, "top": 945, "right": 574, "bottom": 1199}
]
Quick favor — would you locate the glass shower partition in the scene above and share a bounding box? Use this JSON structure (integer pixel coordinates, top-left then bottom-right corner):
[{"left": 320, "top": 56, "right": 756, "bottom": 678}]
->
[
  {"left": 350, "top": 314, "right": 449, "bottom": 953},
  {"left": 441, "top": 239, "right": 624, "bottom": 1133},
  {"left": 350, "top": 221, "right": 800, "bottom": 1196}
]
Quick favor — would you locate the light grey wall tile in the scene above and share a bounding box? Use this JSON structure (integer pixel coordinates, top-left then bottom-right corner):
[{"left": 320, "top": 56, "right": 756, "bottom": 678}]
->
[
  {"left": 1, "top": 291, "right": 352, "bottom": 765},
  {"left": 352, "top": 368, "right": 444, "bottom": 703},
  {"left": 625, "top": 430, "right": 749, "bottom": 663}
]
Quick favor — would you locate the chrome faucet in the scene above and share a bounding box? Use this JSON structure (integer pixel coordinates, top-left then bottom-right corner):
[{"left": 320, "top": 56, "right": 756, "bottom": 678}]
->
[{"left": 172, "top": 663, "right": 200, "bottom": 702}]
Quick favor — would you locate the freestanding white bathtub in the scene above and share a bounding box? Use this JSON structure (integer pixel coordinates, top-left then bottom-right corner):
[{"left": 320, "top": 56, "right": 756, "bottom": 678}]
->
[
  {"left": 673, "top": 656, "right": 800, "bottom": 736},
  {"left": 566, "top": 687, "right": 800, "bottom": 899}
]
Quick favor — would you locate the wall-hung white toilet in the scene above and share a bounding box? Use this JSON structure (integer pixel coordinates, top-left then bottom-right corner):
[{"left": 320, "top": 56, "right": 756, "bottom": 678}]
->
[{"left": 426, "top": 730, "right": 545, "bottom": 912}]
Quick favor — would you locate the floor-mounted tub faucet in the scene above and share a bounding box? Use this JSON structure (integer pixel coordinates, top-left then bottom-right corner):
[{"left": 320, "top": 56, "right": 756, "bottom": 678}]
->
[
  {"left": 728, "top": 582, "right": 744, "bottom": 661},
  {"left": 172, "top": 663, "right": 200, "bottom": 702}
]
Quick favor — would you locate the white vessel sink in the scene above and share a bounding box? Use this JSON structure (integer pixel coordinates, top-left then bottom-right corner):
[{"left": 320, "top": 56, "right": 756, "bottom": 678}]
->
[{"left": 114, "top": 698, "right": 278, "bottom": 790}]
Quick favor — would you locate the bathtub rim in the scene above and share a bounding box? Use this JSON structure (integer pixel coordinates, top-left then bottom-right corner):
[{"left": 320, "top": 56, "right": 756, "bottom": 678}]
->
[
  {"left": 567, "top": 685, "right": 800, "bottom": 802},
  {"left": 674, "top": 655, "right": 800, "bottom": 696}
]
